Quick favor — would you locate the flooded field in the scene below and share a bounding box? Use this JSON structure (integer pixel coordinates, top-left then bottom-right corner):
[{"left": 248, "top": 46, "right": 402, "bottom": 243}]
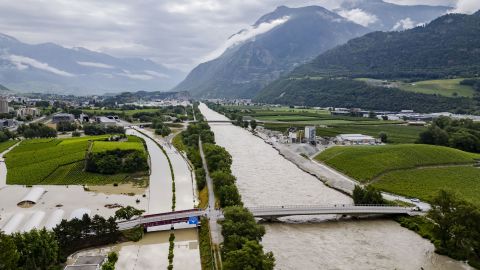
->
[
  {"left": 71, "top": 228, "right": 200, "bottom": 270},
  {"left": 199, "top": 103, "right": 473, "bottom": 270}
]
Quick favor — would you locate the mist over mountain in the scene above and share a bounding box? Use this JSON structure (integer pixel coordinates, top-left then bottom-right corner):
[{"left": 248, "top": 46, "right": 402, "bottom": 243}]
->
[
  {"left": 173, "top": 5, "right": 369, "bottom": 98},
  {"left": 337, "top": 0, "right": 450, "bottom": 30},
  {"left": 0, "top": 33, "right": 185, "bottom": 95},
  {"left": 174, "top": 1, "right": 451, "bottom": 99}
]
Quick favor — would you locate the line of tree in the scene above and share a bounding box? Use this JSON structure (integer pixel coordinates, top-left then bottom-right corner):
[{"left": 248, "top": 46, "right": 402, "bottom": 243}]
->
[
  {"left": 83, "top": 124, "right": 125, "bottom": 136},
  {"left": 0, "top": 213, "right": 121, "bottom": 269},
  {"left": 85, "top": 149, "right": 148, "bottom": 174},
  {"left": 202, "top": 143, "right": 242, "bottom": 207},
  {"left": 54, "top": 214, "right": 120, "bottom": 259},
  {"left": 221, "top": 206, "right": 275, "bottom": 270},
  {"left": 417, "top": 116, "right": 480, "bottom": 153},
  {"left": 17, "top": 123, "right": 57, "bottom": 138},
  {"left": 181, "top": 119, "right": 215, "bottom": 190}
]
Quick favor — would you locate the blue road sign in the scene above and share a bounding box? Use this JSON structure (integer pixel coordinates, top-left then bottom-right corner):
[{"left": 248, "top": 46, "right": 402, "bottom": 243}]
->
[{"left": 188, "top": 216, "right": 199, "bottom": 225}]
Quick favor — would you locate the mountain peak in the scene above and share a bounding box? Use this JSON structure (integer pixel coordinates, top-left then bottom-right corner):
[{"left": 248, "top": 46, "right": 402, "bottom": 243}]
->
[{"left": 255, "top": 5, "right": 338, "bottom": 26}]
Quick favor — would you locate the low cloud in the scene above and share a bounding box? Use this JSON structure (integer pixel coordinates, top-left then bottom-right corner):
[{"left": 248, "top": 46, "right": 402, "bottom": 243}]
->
[
  {"left": 77, "top": 61, "right": 114, "bottom": 69},
  {"left": 450, "top": 0, "right": 480, "bottom": 14},
  {"left": 119, "top": 70, "right": 153, "bottom": 80},
  {"left": 5, "top": 54, "right": 74, "bottom": 77},
  {"left": 144, "top": 70, "right": 170, "bottom": 78},
  {"left": 392, "top": 17, "right": 416, "bottom": 30},
  {"left": 337, "top": 8, "right": 378, "bottom": 27},
  {"left": 201, "top": 16, "right": 290, "bottom": 62}
]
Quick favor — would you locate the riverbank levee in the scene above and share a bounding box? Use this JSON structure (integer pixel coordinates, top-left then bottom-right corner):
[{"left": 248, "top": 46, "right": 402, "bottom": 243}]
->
[{"left": 198, "top": 103, "right": 473, "bottom": 270}]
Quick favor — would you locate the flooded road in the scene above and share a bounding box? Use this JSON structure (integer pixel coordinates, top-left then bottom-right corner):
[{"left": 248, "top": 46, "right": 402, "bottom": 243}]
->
[
  {"left": 127, "top": 129, "right": 172, "bottom": 213},
  {"left": 199, "top": 103, "right": 473, "bottom": 270}
]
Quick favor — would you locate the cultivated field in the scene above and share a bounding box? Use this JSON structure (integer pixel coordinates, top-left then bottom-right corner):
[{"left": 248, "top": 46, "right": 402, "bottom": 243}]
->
[
  {"left": 396, "top": 78, "right": 475, "bottom": 98},
  {"left": 92, "top": 136, "right": 145, "bottom": 153},
  {"left": 5, "top": 135, "right": 146, "bottom": 185},
  {"left": 373, "top": 166, "right": 480, "bottom": 207},
  {"left": 315, "top": 144, "right": 479, "bottom": 182}
]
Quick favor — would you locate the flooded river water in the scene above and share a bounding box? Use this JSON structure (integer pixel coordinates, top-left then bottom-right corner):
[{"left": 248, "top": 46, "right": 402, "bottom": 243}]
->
[{"left": 199, "top": 103, "right": 472, "bottom": 270}]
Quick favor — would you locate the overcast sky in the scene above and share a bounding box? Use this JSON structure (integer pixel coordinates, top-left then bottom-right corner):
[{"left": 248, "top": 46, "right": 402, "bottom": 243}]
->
[{"left": 0, "top": 0, "right": 478, "bottom": 71}]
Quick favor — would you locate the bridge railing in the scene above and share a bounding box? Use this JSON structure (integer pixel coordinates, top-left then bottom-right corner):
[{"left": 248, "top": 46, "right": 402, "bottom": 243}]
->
[{"left": 246, "top": 204, "right": 412, "bottom": 210}]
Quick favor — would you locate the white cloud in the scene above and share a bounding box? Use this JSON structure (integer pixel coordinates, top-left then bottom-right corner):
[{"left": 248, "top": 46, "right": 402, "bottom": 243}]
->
[
  {"left": 119, "top": 70, "right": 153, "bottom": 80},
  {"left": 202, "top": 16, "right": 290, "bottom": 62},
  {"left": 5, "top": 54, "right": 74, "bottom": 76},
  {"left": 450, "top": 0, "right": 480, "bottom": 14},
  {"left": 337, "top": 8, "right": 378, "bottom": 27},
  {"left": 77, "top": 61, "right": 114, "bottom": 69},
  {"left": 144, "top": 70, "right": 170, "bottom": 78},
  {"left": 392, "top": 17, "right": 416, "bottom": 30}
]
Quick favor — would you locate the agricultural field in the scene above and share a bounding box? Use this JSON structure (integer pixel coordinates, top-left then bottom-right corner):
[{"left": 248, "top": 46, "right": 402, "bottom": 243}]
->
[
  {"left": 5, "top": 135, "right": 147, "bottom": 185},
  {"left": 395, "top": 78, "right": 475, "bottom": 98},
  {"left": 356, "top": 78, "right": 475, "bottom": 98},
  {"left": 92, "top": 136, "right": 145, "bottom": 153},
  {"left": 372, "top": 166, "right": 480, "bottom": 207},
  {"left": 315, "top": 144, "right": 479, "bottom": 183}
]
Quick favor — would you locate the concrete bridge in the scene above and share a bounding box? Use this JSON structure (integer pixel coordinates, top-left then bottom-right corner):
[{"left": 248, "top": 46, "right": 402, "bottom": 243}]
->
[
  {"left": 117, "top": 209, "right": 205, "bottom": 231},
  {"left": 246, "top": 204, "right": 422, "bottom": 220},
  {"left": 117, "top": 204, "right": 421, "bottom": 231}
]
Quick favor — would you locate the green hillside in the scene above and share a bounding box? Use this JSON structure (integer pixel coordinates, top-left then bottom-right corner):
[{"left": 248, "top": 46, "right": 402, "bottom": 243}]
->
[
  {"left": 255, "top": 78, "right": 474, "bottom": 112},
  {"left": 294, "top": 12, "right": 480, "bottom": 79},
  {"left": 315, "top": 144, "right": 479, "bottom": 182}
]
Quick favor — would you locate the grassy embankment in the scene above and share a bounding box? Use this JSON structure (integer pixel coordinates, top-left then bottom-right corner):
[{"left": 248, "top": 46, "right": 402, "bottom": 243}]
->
[
  {"left": 315, "top": 144, "right": 480, "bottom": 206},
  {"left": 5, "top": 135, "right": 147, "bottom": 185}
]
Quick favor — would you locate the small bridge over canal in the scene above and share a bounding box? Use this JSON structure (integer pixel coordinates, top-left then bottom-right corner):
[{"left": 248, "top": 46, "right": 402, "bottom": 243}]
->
[{"left": 117, "top": 205, "right": 422, "bottom": 231}]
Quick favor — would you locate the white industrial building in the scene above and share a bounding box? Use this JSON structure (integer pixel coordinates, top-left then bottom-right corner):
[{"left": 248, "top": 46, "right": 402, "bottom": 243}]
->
[
  {"left": 335, "top": 134, "right": 378, "bottom": 145},
  {"left": 17, "top": 187, "right": 46, "bottom": 207}
]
